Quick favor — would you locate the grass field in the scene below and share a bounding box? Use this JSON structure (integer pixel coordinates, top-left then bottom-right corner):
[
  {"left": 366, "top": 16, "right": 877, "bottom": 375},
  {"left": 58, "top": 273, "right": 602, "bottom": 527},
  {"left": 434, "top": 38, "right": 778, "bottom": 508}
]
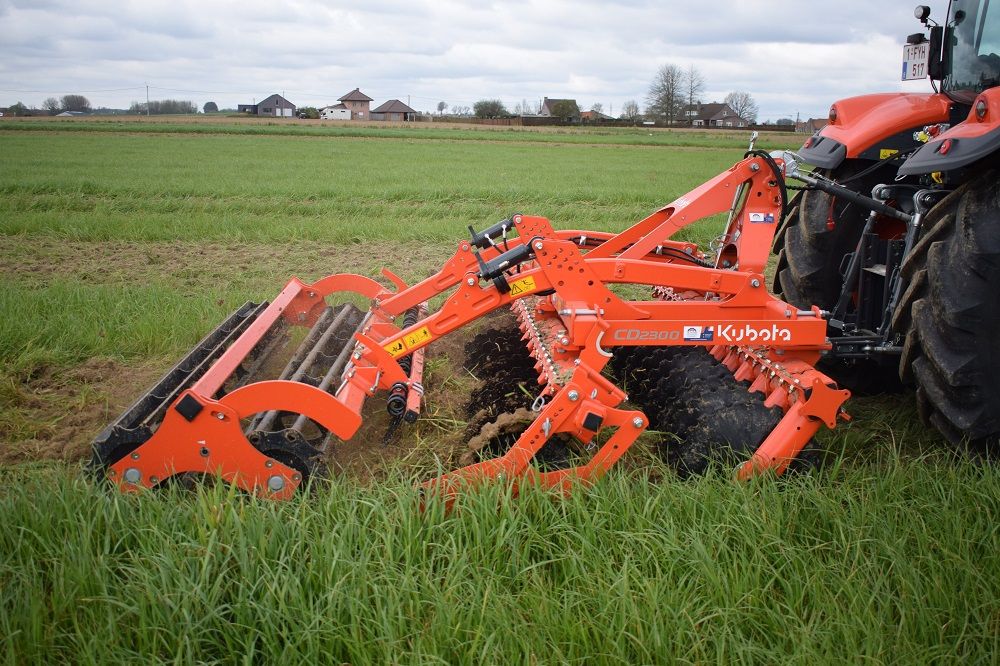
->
[{"left": 0, "top": 119, "right": 997, "bottom": 664}]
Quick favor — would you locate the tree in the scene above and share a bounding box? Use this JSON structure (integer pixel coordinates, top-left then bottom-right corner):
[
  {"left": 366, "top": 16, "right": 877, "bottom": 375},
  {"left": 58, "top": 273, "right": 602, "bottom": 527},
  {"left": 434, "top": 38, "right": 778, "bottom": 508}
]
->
[
  {"left": 590, "top": 102, "right": 603, "bottom": 115},
  {"left": 550, "top": 100, "right": 579, "bottom": 121},
  {"left": 684, "top": 65, "right": 705, "bottom": 124},
  {"left": 437, "top": 101, "right": 448, "bottom": 115},
  {"left": 60, "top": 95, "right": 91, "bottom": 112},
  {"left": 42, "top": 97, "right": 61, "bottom": 114},
  {"left": 298, "top": 106, "right": 319, "bottom": 119},
  {"left": 473, "top": 99, "right": 507, "bottom": 119},
  {"left": 775, "top": 117, "right": 795, "bottom": 126},
  {"left": 203, "top": 101, "right": 219, "bottom": 113},
  {"left": 646, "top": 63, "right": 684, "bottom": 124},
  {"left": 128, "top": 99, "right": 196, "bottom": 115},
  {"left": 620, "top": 99, "right": 641, "bottom": 123},
  {"left": 6, "top": 102, "right": 29, "bottom": 116},
  {"left": 725, "top": 91, "right": 759, "bottom": 124}
]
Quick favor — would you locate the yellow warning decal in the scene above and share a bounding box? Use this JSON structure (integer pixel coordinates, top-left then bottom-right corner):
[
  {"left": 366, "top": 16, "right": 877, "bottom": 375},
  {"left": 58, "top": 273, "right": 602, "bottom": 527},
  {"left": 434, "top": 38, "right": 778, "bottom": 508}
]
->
[
  {"left": 403, "top": 326, "right": 433, "bottom": 349},
  {"left": 383, "top": 339, "right": 407, "bottom": 358},
  {"left": 508, "top": 276, "right": 537, "bottom": 297},
  {"left": 879, "top": 148, "right": 899, "bottom": 159}
]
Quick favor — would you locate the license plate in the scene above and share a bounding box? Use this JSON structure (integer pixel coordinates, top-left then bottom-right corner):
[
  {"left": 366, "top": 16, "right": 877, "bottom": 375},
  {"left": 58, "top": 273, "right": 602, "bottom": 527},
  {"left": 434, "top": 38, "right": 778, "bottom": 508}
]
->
[{"left": 902, "top": 43, "right": 929, "bottom": 81}]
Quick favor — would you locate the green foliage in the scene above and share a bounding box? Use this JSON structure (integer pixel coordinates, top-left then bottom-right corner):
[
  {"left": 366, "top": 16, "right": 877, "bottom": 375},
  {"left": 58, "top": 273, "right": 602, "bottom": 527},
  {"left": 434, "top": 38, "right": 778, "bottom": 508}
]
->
[
  {"left": 0, "top": 464, "right": 997, "bottom": 663},
  {"left": 203, "top": 101, "right": 219, "bottom": 114},
  {"left": 549, "top": 99, "right": 579, "bottom": 121},
  {"left": 5, "top": 102, "right": 29, "bottom": 117},
  {"left": 128, "top": 99, "right": 197, "bottom": 115},
  {"left": 473, "top": 98, "right": 508, "bottom": 118},
  {"left": 297, "top": 106, "right": 320, "bottom": 119}
]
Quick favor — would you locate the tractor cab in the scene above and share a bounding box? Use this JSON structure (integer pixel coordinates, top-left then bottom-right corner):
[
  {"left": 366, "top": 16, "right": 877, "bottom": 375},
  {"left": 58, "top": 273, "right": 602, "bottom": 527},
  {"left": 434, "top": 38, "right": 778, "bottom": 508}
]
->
[{"left": 909, "top": 1, "right": 1000, "bottom": 101}]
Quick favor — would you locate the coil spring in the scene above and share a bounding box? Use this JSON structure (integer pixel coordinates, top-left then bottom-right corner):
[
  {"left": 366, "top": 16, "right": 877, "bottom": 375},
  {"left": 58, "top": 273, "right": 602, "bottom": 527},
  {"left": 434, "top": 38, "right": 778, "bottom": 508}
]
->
[{"left": 386, "top": 306, "right": 421, "bottom": 418}]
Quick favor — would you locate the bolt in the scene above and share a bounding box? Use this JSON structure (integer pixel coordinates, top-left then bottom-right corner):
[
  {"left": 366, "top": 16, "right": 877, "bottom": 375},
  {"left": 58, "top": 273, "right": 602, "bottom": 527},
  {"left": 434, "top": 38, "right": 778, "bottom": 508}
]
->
[
  {"left": 267, "top": 475, "right": 285, "bottom": 492},
  {"left": 467, "top": 277, "right": 476, "bottom": 286},
  {"left": 632, "top": 417, "right": 644, "bottom": 428},
  {"left": 750, "top": 163, "right": 760, "bottom": 171},
  {"left": 216, "top": 412, "right": 225, "bottom": 421},
  {"left": 785, "top": 309, "right": 792, "bottom": 317},
  {"left": 308, "top": 291, "right": 316, "bottom": 298},
  {"left": 560, "top": 336, "right": 570, "bottom": 345},
  {"left": 568, "top": 390, "right": 579, "bottom": 401},
  {"left": 534, "top": 241, "right": 544, "bottom": 251},
  {"left": 123, "top": 467, "right": 142, "bottom": 484},
  {"left": 199, "top": 447, "right": 210, "bottom": 458},
  {"left": 130, "top": 452, "right": 140, "bottom": 460},
  {"left": 750, "top": 278, "right": 761, "bottom": 288},
  {"left": 265, "top": 459, "right": 274, "bottom": 468}
]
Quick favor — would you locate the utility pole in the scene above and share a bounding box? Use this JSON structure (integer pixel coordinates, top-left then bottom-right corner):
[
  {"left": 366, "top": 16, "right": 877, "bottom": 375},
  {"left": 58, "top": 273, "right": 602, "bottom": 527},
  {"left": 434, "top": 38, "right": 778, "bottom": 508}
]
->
[
  {"left": 407, "top": 94, "right": 411, "bottom": 107},
  {"left": 146, "top": 83, "right": 150, "bottom": 117}
]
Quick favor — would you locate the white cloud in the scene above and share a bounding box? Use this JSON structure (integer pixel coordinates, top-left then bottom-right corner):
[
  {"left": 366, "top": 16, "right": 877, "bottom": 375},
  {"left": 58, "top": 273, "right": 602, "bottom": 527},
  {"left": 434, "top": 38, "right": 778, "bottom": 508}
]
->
[{"left": 0, "top": 0, "right": 938, "bottom": 118}]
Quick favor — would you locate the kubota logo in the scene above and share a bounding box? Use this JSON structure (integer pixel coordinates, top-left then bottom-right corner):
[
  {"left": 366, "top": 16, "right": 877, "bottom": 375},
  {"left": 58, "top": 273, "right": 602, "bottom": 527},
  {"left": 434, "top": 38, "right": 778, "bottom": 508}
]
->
[{"left": 717, "top": 324, "right": 792, "bottom": 342}]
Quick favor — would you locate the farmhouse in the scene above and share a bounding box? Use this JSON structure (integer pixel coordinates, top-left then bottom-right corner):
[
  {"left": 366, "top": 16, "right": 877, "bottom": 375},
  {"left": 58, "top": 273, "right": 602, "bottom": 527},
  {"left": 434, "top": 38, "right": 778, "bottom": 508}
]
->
[
  {"left": 370, "top": 99, "right": 417, "bottom": 122},
  {"left": 338, "top": 88, "right": 373, "bottom": 120},
  {"left": 238, "top": 94, "right": 296, "bottom": 118},
  {"left": 320, "top": 103, "right": 351, "bottom": 120},
  {"left": 687, "top": 102, "right": 749, "bottom": 128},
  {"left": 580, "top": 110, "right": 613, "bottom": 122}
]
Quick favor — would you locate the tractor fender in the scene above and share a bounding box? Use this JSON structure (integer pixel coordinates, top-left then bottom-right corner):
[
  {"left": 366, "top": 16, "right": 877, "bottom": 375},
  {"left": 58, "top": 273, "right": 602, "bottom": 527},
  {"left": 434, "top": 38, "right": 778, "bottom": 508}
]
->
[
  {"left": 898, "top": 88, "right": 1000, "bottom": 175},
  {"left": 798, "top": 93, "right": 953, "bottom": 169}
]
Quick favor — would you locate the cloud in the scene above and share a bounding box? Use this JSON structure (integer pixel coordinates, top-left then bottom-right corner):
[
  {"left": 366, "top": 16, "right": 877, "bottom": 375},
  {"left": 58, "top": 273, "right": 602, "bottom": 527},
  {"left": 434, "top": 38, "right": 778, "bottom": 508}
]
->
[{"left": 0, "top": 0, "right": 934, "bottom": 118}]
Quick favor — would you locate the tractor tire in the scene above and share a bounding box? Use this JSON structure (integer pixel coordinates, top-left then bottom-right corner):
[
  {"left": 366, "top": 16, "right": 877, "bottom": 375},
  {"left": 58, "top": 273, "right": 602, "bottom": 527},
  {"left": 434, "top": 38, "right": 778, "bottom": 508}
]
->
[
  {"left": 773, "top": 159, "right": 901, "bottom": 392},
  {"left": 895, "top": 169, "right": 1000, "bottom": 456},
  {"left": 774, "top": 160, "right": 895, "bottom": 308}
]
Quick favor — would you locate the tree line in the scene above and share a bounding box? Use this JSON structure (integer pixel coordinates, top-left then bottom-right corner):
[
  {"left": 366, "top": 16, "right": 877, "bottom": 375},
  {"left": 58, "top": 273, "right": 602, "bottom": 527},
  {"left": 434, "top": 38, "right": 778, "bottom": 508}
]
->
[
  {"left": 646, "top": 63, "right": 759, "bottom": 125},
  {"left": 2, "top": 95, "right": 206, "bottom": 116}
]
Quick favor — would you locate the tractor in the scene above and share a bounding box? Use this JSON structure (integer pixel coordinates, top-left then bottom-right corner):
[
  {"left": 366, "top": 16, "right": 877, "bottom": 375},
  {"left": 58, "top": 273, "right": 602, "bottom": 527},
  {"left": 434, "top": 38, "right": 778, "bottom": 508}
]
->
[
  {"left": 773, "top": 0, "right": 1000, "bottom": 454},
  {"left": 89, "top": 2, "right": 998, "bottom": 500}
]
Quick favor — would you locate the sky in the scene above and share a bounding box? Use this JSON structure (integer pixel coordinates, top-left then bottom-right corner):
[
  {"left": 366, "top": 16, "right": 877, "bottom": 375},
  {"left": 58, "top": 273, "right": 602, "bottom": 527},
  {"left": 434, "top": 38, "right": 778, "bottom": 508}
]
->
[{"left": 0, "top": 0, "right": 938, "bottom": 121}]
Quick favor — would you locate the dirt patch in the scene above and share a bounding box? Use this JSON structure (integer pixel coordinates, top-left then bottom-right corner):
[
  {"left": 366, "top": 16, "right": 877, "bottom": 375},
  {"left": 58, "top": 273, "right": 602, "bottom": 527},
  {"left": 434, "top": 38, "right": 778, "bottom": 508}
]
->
[
  {"left": 0, "top": 238, "right": 455, "bottom": 291},
  {"left": 0, "top": 357, "right": 166, "bottom": 464}
]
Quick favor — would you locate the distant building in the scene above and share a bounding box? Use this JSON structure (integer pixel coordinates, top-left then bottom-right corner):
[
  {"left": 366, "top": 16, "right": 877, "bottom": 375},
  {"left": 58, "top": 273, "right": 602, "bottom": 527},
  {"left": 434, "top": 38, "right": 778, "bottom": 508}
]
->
[
  {"left": 539, "top": 97, "right": 580, "bottom": 121},
  {"left": 238, "top": 94, "right": 295, "bottom": 118},
  {"left": 56, "top": 111, "right": 88, "bottom": 117},
  {"left": 338, "top": 88, "right": 373, "bottom": 120},
  {"left": 580, "top": 110, "right": 613, "bottom": 122},
  {"left": 370, "top": 99, "right": 417, "bottom": 122},
  {"left": 797, "top": 118, "right": 829, "bottom": 133},
  {"left": 686, "top": 102, "right": 749, "bottom": 128},
  {"left": 320, "top": 104, "right": 351, "bottom": 120}
]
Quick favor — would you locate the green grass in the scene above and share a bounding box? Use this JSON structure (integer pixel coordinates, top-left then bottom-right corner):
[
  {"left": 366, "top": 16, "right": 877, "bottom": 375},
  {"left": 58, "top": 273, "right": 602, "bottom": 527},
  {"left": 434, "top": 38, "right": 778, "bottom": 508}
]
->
[
  {"left": 2, "top": 461, "right": 996, "bottom": 664},
  {"left": 0, "top": 121, "right": 995, "bottom": 664},
  {"left": 0, "top": 132, "right": 738, "bottom": 243},
  {"left": 1, "top": 118, "right": 803, "bottom": 150}
]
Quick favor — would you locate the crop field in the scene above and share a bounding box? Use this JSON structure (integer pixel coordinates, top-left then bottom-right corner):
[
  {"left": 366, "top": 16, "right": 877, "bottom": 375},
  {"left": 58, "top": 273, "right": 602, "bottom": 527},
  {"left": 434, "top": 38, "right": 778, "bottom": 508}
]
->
[{"left": 1, "top": 118, "right": 997, "bottom": 664}]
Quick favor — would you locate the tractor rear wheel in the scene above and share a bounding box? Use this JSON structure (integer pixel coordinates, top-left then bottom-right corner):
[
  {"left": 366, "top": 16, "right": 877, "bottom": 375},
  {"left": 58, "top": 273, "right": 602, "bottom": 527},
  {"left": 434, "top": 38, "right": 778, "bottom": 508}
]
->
[
  {"left": 895, "top": 169, "right": 1000, "bottom": 455},
  {"left": 773, "top": 159, "right": 901, "bottom": 392}
]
